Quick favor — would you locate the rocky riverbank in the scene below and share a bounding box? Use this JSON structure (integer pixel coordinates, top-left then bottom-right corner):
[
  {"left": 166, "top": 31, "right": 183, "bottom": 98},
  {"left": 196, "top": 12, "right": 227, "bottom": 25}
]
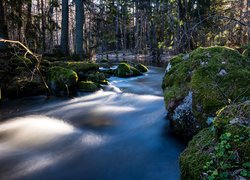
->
[
  {"left": 0, "top": 51, "right": 148, "bottom": 100},
  {"left": 162, "top": 45, "right": 250, "bottom": 179}
]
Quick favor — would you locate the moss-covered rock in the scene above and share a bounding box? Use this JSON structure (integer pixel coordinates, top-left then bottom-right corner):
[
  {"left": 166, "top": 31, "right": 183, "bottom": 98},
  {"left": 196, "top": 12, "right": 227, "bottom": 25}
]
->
[
  {"left": 99, "top": 59, "right": 109, "bottom": 63},
  {"left": 10, "top": 55, "right": 33, "bottom": 68},
  {"left": 52, "top": 61, "right": 99, "bottom": 73},
  {"left": 5, "top": 77, "right": 46, "bottom": 97},
  {"left": 51, "top": 61, "right": 99, "bottom": 81},
  {"left": 180, "top": 101, "right": 250, "bottom": 180},
  {"left": 135, "top": 63, "right": 148, "bottom": 73},
  {"left": 47, "top": 66, "right": 78, "bottom": 96},
  {"left": 115, "top": 63, "right": 142, "bottom": 78},
  {"left": 162, "top": 46, "right": 250, "bottom": 138},
  {"left": 78, "top": 81, "right": 100, "bottom": 92},
  {"left": 86, "top": 72, "right": 108, "bottom": 85}
]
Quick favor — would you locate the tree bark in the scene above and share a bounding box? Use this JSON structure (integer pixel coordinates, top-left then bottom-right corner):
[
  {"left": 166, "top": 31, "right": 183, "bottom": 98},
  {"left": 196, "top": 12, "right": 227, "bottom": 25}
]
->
[
  {"left": 75, "top": 0, "right": 84, "bottom": 59},
  {"left": 0, "top": 0, "right": 8, "bottom": 51},
  {"left": 60, "top": 0, "right": 69, "bottom": 55}
]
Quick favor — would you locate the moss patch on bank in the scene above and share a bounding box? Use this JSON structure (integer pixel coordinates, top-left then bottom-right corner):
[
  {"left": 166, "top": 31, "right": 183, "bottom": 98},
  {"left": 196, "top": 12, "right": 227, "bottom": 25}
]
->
[{"left": 180, "top": 101, "right": 250, "bottom": 179}]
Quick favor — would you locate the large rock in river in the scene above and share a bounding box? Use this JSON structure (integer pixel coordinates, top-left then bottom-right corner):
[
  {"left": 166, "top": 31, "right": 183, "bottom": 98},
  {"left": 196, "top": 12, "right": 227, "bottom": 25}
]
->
[
  {"left": 47, "top": 66, "right": 78, "bottom": 96},
  {"left": 162, "top": 46, "right": 250, "bottom": 138},
  {"left": 115, "top": 63, "right": 142, "bottom": 78}
]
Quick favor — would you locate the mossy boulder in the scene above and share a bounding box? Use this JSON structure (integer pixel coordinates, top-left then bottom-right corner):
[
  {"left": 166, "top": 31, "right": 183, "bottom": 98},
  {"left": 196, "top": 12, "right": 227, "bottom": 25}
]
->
[
  {"left": 52, "top": 61, "right": 99, "bottom": 73},
  {"left": 5, "top": 77, "right": 46, "bottom": 97},
  {"left": 10, "top": 55, "right": 33, "bottom": 68},
  {"left": 180, "top": 101, "right": 250, "bottom": 180},
  {"left": 99, "top": 59, "right": 109, "bottom": 63},
  {"left": 87, "top": 72, "right": 108, "bottom": 85},
  {"left": 51, "top": 61, "right": 99, "bottom": 80},
  {"left": 162, "top": 46, "right": 250, "bottom": 138},
  {"left": 115, "top": 63, "right": 142, "bottom": 78},
  {"left": 47, "top": 66, "right": 78, "bottom": 96},
  {"left": 78, "top": 81, "right": 100, "bottom": 92},
  {"left": 135, "top": 63, "right": 148, "bottom": 73}
]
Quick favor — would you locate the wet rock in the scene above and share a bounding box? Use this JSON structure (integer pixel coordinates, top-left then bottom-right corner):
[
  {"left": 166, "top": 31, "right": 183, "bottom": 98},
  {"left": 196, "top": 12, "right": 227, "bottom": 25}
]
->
[
  {"left": 169, "top": 91, "right": 199, "bottom": 138},
  {"left": 78, "top": 81, "right": 100, "bottom": 92},
  {"left": 5, "top": 78, "right": 46, "bottom": 97},
  {"left": 165, "top": 63, "right": 172, "bottom": 73},
  {"left": 47, "top": 66, "right": 78, "bottom": 96},
  {"left": 183, "top": 54, "right": 190, "bottom": 61},
  {"left": 115, "top": 63, "right": 142, "bottom": 78},
  {"left": 218, "top": 69, "right": 227, "bottom": 76},
  {"left": 135, "top": 63, "right": 148, "bottom": 73}
]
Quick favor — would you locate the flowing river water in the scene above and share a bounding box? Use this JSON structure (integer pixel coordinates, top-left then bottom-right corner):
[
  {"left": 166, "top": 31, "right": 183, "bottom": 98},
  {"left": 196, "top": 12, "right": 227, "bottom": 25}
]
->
[{"left": 0, "top": 67, "right": 185, "bottom": 180}]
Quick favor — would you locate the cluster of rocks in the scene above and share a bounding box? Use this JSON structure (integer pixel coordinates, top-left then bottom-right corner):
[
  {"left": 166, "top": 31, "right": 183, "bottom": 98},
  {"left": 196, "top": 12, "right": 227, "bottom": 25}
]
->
[{"left": 0, "top": 53, "right": 148, "bottom": 99}]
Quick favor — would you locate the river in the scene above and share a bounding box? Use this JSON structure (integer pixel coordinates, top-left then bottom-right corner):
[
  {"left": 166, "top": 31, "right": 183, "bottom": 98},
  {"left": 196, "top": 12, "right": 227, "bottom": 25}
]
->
[{"left": 0, "top": 66, "right": 185, "bottom": 180}]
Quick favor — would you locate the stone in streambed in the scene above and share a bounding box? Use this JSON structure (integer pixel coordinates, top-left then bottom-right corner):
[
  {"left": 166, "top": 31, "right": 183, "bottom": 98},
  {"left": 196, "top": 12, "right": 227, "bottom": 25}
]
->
[
  {"left": 78, "top": 81, "right": 100, "bottom": 92},
  {"left": 47, "top": 66, "right": 78, "bottom": 96},
  {"left": 115, "top": 63, "right": 142, "bottom": 78}
]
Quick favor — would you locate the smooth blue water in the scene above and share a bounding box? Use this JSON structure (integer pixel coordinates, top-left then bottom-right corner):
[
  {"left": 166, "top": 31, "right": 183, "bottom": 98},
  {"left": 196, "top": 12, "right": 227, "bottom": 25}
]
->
[{"left": 0, "top": 67, "right": 185, "bottom": 180}]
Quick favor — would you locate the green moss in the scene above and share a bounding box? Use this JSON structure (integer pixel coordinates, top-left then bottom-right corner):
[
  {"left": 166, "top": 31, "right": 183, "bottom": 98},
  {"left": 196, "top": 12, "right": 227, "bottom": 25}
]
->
[
  {"left": 99, "top": 59, "right": 109, "bottom": 63},
  {"left": 163, "top": 85, "right": 188, "bottom": 108},
  {"left": 78, "top": 81, "right": 100, "bottom": 92},
  {"left": 87, "top": 72, "right": 107, "bottom": 83},
  {"left": 47, "top": 66, "right": 78, "bottom": 96},
  {"left": 115, "top": 63, "right": 142, "bottom": 78},
  {"left": 214, "top": 101, "right": 250, "bottom": 136},
  {"left": 180, "top": 101, "right": 250, "bottom": 180},
  {"left": 180, "top": 128, "right": 215, "bottom": 180},
  {"left": 170, "top": 53, "right": 185, "bottom": 66},
  {"left": 242, "top": 44, "right": 250, "bottom": 58},
  {"left": 135, "top": 63, "right": 148, "bottom": 73},
  {"left": 6, "top": 78, "right": 46, "bottom": 97},
  {"left": 162, "top": 46, "right": 250, "bottom": 136},
  {"left": 10, "top": 55, "right": 32, "bottom": 67},
  {"left": 52, "top": 61, "right": 99, "bottom": 73},
  {"left": 41, "top": 59, "right": 52, "bottom": 67}
]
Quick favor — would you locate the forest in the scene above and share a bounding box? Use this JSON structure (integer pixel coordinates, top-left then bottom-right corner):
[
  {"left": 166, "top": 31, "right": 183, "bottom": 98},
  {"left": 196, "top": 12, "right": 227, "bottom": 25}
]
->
[{"left": 0, "top": 0, "right": 249, "bottom": 180}]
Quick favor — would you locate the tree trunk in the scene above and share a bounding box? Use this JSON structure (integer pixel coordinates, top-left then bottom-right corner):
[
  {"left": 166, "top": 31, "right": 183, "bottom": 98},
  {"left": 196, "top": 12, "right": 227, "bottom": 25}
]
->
[
  {"left": 0, "top": 0, "right": 8, "bottom": 51},
  {"left": 41, "top": 0, "right": 46, "bottom": 51},
  {"left": 60, "top": 0, "right": 69, "bottom": 55},
  {"left": 75, "top": 0, "right": 84, "bottom": 59}
]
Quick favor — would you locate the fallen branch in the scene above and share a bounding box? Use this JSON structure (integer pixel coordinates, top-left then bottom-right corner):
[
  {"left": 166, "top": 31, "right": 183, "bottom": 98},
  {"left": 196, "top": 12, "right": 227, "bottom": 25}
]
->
[{"left": 0, "top": 38, "right": 51, "bottom": 95}]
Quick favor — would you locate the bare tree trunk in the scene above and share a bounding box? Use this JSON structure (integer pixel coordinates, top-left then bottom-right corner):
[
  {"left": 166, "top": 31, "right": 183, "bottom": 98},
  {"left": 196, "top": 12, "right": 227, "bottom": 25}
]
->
[
  {"left": 75, "top": 0, "right": 84, "bottom": 59},
  {"left": 41, "top": 0, "right": 46, "bottom": 51},
  {"left": 0, "top": 0, "right": 8, "bottom": 51},
  {"left": 60, "top": 0, "right": 69, "bottom": 55}
]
